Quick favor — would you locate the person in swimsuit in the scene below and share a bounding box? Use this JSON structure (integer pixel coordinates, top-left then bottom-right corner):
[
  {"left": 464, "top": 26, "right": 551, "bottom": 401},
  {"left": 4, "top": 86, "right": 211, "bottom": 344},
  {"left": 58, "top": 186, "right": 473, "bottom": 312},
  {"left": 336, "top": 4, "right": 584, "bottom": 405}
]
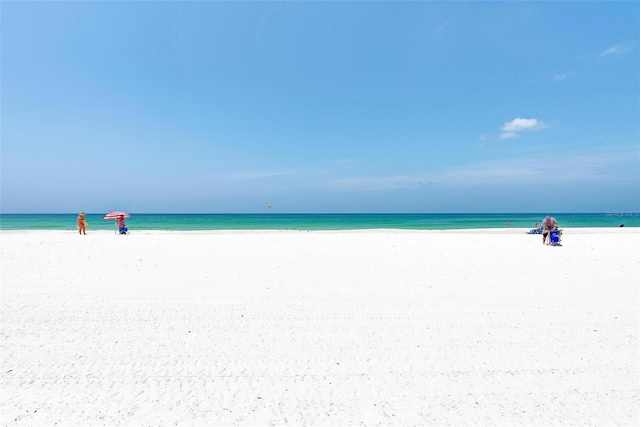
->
[{"left": 77, "top": 212, "right": 87, "bottom": 235}]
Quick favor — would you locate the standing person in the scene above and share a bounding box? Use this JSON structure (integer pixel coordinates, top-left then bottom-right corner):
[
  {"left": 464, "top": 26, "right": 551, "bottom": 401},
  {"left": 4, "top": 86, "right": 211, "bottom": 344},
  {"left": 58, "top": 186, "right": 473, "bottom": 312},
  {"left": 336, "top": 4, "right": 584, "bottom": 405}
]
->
[
  {"left": 541, "top": 216, "right": 558, "bottom": 244},
  {"left": 77, "top": 212, "right": 87, "bottom": 235}
]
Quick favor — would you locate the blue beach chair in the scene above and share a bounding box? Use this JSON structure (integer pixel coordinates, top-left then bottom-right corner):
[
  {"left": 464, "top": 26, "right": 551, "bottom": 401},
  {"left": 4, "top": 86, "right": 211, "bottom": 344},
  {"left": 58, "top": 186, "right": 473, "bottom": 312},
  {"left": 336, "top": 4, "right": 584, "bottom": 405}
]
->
[{"left": 548, "top": 229, "right": 561, "bottom": 246}]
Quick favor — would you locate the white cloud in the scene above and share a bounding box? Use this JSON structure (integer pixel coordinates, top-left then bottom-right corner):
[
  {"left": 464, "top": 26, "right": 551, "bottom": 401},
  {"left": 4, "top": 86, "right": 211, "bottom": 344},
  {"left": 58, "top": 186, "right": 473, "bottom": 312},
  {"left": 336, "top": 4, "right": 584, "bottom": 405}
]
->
[
  {"left": 552, "top": 72, "right": 573, "bottom": 81},
  {"left": 600, "top": 44, "right": 630, "bottom": 57},
  {"left": 499, "top": 117, "right": 546, "bottom": 139}
]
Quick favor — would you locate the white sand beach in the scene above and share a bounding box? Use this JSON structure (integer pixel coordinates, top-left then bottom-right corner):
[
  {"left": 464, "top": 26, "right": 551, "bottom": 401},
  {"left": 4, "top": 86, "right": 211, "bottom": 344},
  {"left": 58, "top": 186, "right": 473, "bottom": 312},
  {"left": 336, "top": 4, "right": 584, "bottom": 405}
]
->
[{"left": 1, "top": 229, "right": 638, "bottom": 425}]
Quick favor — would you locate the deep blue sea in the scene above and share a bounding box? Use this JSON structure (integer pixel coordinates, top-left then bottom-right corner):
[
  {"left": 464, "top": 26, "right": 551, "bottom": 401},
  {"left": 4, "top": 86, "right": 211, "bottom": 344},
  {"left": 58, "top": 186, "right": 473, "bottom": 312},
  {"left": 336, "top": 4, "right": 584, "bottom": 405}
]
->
[{"left": 0, "top": 213, "right": 637, "bottom": 231}]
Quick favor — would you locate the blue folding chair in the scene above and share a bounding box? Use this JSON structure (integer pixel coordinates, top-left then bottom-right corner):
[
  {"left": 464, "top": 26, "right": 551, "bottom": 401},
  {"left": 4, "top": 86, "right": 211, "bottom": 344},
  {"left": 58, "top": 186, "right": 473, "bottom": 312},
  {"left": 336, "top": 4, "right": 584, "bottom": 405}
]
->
[{"left": 549, "top": 229, "right": 561, "bottom": 246}]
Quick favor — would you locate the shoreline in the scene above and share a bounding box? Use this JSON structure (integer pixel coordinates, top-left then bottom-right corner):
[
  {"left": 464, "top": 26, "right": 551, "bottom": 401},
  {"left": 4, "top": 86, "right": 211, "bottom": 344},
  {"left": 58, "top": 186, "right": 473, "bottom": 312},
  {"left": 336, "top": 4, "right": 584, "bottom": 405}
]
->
[
  {"left": 2, "top": 213, "right": 637, "bottom": 232},
  {"left": 1, "top": 226, "right": 637, "bottom": 235}
]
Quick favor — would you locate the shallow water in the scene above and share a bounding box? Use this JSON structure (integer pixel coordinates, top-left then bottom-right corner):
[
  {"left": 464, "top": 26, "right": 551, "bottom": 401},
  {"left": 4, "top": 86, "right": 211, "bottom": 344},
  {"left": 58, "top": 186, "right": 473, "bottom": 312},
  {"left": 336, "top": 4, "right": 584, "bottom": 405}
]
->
[{"left": 1, "top": 213, "right": 637, "bottom": 231}]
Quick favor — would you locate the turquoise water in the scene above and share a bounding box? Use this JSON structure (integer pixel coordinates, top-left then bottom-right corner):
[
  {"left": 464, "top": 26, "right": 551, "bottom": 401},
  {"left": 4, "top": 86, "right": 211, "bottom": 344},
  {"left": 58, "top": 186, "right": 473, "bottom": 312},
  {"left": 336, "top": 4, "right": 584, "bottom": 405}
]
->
[{"left": 0, "top": 213, "right": 637, "bottom": 231}]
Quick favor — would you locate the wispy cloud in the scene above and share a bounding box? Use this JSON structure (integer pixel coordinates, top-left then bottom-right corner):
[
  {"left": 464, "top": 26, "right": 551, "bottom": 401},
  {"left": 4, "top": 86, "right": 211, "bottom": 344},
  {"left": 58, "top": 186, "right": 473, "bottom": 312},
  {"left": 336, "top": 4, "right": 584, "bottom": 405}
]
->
[
  {"left": 218, "top": 169, "right": 316, "bottom": 182},
  {"left": 499, "top": 117, "right": 546, "bottom": 139},
  {"left": 329, "top": 158, "right": 363, "bottom": 167},
  {"left": 319, "top": 175, "right": 429, "bottom": 192},
  {"left": 438, "top": 151, "right": 637, "bottom": 186},
  {"left": 552, "top": 71, "right": 573, "bottom": 81},
  {"left": 316, "top": 149, "right": 638, "bottom": 192},
  {"left": 600, "top": 44, "right": 631, "bottom": 57},
  {"left": 434, "top": 22, "right": 449, "bottom": 33}
]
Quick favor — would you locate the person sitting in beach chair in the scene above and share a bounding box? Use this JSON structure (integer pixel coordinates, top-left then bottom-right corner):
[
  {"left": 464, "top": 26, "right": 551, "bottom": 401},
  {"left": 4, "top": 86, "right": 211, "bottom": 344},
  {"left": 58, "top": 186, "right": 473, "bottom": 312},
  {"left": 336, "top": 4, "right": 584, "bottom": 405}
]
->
[
  {"left": 548, "top": 228, "right": 562, "bottom": 246},
  {"left": 527, "top": 222, "right": 544, "bottom": 234},
  {"left": 117, "top": 215, "right": 128, "bottom": 234},
  {"left": 541, "top": 216, "right": 558, "bottom": 244}
]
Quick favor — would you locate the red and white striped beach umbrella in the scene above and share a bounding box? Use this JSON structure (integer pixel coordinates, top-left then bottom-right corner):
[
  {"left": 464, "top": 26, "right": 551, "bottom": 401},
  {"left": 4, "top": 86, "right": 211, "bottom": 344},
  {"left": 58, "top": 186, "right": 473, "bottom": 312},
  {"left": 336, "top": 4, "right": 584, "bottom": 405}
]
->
[
  {"left": 103, "top": 211, "right": 130, "bottom": 220},
  {"left": 103, "top": 211, "right": 131, "bottom": 234}
]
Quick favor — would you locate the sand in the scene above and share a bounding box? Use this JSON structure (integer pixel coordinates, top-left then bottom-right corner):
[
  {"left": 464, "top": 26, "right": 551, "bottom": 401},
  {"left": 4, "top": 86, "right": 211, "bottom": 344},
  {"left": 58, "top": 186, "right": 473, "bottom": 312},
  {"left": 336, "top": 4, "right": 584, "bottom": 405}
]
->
[{"left": 1, "top": 228, "right": 638, "bottom": 425}]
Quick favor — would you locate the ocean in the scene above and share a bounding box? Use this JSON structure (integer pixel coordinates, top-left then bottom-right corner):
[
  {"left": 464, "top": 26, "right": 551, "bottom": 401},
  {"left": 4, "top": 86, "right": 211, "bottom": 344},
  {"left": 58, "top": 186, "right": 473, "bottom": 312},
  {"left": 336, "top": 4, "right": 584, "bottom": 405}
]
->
[{"left": 0, "top": 213, "right": 637, "bottom": 231}]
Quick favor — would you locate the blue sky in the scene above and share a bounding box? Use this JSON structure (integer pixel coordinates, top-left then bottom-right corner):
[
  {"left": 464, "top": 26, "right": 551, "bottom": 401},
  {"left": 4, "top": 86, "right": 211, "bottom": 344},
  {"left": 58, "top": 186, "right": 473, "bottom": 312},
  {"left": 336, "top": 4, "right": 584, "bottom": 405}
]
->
[{"left": 2, "top": 1, "right": 638, "bottom": 213}]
